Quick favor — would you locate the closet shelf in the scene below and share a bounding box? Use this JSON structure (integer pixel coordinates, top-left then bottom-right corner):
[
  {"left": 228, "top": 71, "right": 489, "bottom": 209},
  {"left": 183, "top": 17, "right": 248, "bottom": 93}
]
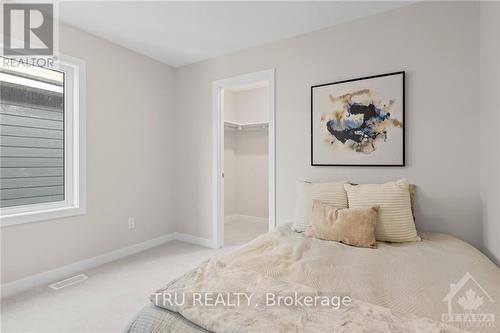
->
[{"left": 224, "top": 121, "right": 268, "bottom": 131}]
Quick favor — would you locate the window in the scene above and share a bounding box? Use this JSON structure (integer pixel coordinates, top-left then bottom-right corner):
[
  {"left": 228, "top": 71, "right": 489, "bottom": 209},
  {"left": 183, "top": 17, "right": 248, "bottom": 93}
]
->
[{"left": 0, "top": 55, "right": 86, "bottom": 226}]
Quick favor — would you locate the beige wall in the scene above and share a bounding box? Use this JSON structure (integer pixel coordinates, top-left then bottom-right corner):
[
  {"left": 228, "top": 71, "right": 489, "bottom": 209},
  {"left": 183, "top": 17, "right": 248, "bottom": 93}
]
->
[
  {"left": 1, "top": 23, "right": 176, "bottom": 283},
  {"left": 479, "top": 1, "right": 500, "bottom": 264},
  {"left": 174, "top": 2, "right": 485, "bottom": 252}
]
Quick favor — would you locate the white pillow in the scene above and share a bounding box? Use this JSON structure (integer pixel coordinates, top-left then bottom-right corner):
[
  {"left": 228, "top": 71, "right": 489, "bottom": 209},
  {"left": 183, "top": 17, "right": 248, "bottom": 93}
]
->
[
  {"left": 344, "top": 180, "right": 420, "bottom": 242},
  {"left": 292, "top": 181, "right": 348, "bottom": 232}
]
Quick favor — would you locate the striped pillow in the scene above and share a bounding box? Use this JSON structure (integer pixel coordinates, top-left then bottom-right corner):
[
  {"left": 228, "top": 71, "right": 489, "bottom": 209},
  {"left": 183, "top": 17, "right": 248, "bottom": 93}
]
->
[
  {"left": 292, "top": 181, "right": 348, "bottom": 232},
  {"left": 344, "top": 180, "right": 421, "bottom": 242}
]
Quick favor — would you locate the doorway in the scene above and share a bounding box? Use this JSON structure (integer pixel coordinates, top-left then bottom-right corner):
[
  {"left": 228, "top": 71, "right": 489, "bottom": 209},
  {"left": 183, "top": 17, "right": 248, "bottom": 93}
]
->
[{"left": 212, "top": 69, "right": 275, "bottom": 248}]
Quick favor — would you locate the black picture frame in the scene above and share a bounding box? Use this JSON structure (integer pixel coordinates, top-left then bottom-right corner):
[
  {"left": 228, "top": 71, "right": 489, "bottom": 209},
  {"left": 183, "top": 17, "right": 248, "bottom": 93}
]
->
[{"left": 311, "top": 71, "right": 405, "bottom": 167}]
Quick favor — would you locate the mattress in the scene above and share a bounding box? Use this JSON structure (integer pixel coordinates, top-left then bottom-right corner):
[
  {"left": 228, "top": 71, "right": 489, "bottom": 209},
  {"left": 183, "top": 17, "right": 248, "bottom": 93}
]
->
[{"left": 126, "top": 226, "right": 500, "bottom": 333}]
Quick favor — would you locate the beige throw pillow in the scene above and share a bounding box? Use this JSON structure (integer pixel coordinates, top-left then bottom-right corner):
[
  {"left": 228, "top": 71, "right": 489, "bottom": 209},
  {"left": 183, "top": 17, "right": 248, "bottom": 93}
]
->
[
  {"left": 306, "top": 201, "right": 378, "bottom": 248},
  {"left": 344, "top": 180, "right": 421, "bottom": 242},
  {"left": 292, "top": 181, "right": 348, "bottom": 232}
]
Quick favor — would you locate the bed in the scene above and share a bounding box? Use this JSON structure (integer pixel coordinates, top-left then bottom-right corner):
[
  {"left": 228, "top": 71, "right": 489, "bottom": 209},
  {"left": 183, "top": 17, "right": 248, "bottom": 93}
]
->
[{"left": 126, "top": 226, "right": 500, "bottom": 333}]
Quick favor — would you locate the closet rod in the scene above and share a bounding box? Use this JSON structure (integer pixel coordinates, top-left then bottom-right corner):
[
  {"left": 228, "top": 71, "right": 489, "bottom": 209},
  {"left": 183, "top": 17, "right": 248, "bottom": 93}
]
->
[{"left": 224, "top": 121, "right": 268, "bottom": 131}]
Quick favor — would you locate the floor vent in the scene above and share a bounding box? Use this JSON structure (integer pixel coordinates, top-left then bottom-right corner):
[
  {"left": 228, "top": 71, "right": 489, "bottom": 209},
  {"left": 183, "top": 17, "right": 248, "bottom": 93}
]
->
[{"left": 49, "top": 274, "right": 88, "bottom": 290}]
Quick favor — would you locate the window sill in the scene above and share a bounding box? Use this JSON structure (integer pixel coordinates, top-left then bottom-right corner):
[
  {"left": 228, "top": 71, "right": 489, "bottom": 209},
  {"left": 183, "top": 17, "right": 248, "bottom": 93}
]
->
[{"left": 0, "top": 201, "right": 86, "bottom": 227}]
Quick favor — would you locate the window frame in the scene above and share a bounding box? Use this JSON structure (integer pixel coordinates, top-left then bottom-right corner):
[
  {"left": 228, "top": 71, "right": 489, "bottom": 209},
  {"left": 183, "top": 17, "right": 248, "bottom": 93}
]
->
[{"left": 0, "top": 54, "right": 86, "bottom": 226}]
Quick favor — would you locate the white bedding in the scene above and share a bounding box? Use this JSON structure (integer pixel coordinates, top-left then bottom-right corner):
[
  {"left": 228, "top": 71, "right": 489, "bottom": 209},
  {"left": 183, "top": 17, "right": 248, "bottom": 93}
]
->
[{"left": 127, "top": 226, "right": 500, "bottom": 333}]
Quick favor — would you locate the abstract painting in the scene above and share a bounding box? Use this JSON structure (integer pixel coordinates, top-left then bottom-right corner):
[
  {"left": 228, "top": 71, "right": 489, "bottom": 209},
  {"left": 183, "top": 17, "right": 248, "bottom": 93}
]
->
[{"left": 311, "top": 72, "right": 405, "bottom": 166}]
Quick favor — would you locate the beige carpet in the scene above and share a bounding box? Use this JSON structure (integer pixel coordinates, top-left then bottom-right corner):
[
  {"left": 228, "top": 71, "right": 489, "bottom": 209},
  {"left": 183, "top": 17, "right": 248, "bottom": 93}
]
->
[
  {"left": 1, "top": 219, "right": 268, "bottom": 332},
  {"left": 1, "top": 241, "right": 238, "bottom": 333}
]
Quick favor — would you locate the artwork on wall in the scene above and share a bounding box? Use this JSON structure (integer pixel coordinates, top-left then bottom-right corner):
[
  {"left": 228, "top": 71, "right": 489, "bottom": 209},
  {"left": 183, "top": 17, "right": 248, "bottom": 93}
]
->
[{"left": 311, "top": 71, "right": 405, "bottom": 166}]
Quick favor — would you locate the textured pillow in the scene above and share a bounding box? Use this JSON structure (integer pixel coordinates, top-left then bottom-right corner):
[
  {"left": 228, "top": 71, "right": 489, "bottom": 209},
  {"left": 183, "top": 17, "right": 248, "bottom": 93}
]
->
[
  {"left": 352, "top": 183, "right": 417, "bottom": 220},
  {"left": 306, "top": 201, "right": 378, "bottom": 248},
  {"left": 344, "top": 180, "right": 421, "bottom": 242},
  {"left": 292, "top": 181, "right": 348, "bottom": 232}
]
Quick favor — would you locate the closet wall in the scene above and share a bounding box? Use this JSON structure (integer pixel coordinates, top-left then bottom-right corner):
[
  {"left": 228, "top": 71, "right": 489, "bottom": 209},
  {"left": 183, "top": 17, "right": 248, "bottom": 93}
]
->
[
  {"left": 224, "top": 87, "right": 269, "bottom": 222},
  {"left": 225, "top": 87, "right": 268, "bottom": 123}
]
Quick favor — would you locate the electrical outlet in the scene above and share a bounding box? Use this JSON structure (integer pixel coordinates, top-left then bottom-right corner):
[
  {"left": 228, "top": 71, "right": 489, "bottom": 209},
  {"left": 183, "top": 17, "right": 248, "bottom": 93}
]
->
[{"left": 128, "top": 217, "right": 135, "bottom": 230}]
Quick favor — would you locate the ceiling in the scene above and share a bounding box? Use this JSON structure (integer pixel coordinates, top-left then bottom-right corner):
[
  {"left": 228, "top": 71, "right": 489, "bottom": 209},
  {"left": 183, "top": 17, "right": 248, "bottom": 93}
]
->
[{"left": 59, "top": 1, "right": 412, "bottom": 68}]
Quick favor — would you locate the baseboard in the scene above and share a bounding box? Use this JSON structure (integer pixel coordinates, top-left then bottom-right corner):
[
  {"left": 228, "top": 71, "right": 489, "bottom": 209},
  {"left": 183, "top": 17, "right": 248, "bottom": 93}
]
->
[
  {"left": 225, "top": 214, "right": 268, "bottom": 225},
  {"left": 173, "top": 232, "right": 216, "bottom": 249},
  {"left": 1, "top": 230, "right": 216, "bottom": 299}
]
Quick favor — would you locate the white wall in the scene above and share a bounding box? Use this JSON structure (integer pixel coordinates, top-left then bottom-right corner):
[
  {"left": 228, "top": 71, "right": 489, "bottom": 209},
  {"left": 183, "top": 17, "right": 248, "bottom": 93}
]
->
[
  {"left": 224, "top": 87, "right": 268, "bottom": 124},
  {"left": 233, "top": 130, "right": 268, "bottom": 218},
  {"left": 174, "top": 2, "right": 485, "bottom": 251},
  {"left": 233, "top": 88, "right": 269, "bottom": 124},
  {"left": 223, "top": 90, "right": 238, "bottom": 124},
  {"left": 224, "top": 129, "right": 237, "bottom": 217},
  {"left": 224, "top": 130, "right": 269, "bottom": 219},
  {"left": 479, "top": 2, "right": 500, "bottom": 265},
  {"left": 1, "top": 23, "right": 176, "bottom": 283},
  {"left": 224, "top": 89, "right": 269, "bottom": 219}
]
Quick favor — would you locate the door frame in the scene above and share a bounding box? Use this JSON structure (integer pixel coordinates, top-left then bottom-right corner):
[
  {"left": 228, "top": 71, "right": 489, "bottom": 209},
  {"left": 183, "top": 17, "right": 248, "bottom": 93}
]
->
[{"left": 212, "top": 69, "right": 276, "bottom": 248}]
